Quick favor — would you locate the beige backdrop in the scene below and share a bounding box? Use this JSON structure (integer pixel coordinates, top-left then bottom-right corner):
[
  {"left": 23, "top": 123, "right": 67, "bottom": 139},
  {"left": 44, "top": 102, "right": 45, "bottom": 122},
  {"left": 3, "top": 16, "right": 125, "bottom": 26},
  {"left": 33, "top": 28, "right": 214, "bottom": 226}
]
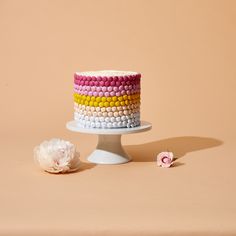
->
[{"left": 0, "top": 0, "right": 236, "bottom": 235}]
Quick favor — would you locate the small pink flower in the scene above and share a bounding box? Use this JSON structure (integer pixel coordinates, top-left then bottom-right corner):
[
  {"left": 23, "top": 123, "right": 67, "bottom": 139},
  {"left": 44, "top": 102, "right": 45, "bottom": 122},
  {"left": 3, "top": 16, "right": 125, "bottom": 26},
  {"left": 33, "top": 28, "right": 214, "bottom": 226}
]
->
[{"left": 157, "top": 152, "right": 174, "bottom": 168}]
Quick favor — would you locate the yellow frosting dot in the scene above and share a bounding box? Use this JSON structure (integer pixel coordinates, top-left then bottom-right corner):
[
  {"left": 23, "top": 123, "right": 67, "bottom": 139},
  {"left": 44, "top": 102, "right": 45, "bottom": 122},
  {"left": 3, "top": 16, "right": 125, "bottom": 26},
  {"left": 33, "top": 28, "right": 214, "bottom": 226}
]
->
[
  {"left": 107, "top": 97, "right": 112, "bottom": 102},
  {"left": 104, "top": 102, "right": 109, "bottom": 107},
  {"left": 128, "top": 95, "right": 131, "bottom": 100},
  {"left": 96, "top": 97, "right": 101, "bottom": 102},
  {"left": 99, "top": 102, "right": 104, "bottom": 107},
  {"left": 112, "top": 96, "right": 117, "bottom": 102},
  {"left": 82, "top": 95, "right": 86, "bottom": 100},
  {"left": 85, "top": 101, "right": 89, "bottom": 106},
  {"left": 123, "top": 95, "right": 128, "bottom": 100},
  {"left": 101, "top": 97, "right": 107, "bottom": 102},
  {"left": 91, "top": 96, "right": 96, "bottom": 101},
  {"left": 89, "top": 101, "right": 94, "bottom": 106},
  {"left": 110, "top": 101, "right": 115, "bottom": 107},
  {"left": 93, "top": 101, "right": 98, "bottom": 107},
  {"left": 81, "top": 100, "right": 84, "bottom": 105},
  {"left": 86, "top": 96, "right": 91, "bottom": 101},
  {"left": 118, "top": 96, "right": 123, "bottom": 102},
  {"left": 115, "top": 101, "right": 120, "bottom": 106},
  {"left": 125, "top": 100, "right": 129, "bottom": 105},
  {"left": 120, "top": 101, "right": 125, "bottom": 106}
]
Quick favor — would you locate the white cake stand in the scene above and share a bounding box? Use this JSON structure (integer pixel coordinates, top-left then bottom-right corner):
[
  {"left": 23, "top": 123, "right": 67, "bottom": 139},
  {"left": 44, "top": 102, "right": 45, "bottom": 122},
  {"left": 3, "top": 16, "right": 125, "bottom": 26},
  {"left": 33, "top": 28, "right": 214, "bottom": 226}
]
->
[{"left": 66, "top": 120, "right": 152, "bottom": 164}]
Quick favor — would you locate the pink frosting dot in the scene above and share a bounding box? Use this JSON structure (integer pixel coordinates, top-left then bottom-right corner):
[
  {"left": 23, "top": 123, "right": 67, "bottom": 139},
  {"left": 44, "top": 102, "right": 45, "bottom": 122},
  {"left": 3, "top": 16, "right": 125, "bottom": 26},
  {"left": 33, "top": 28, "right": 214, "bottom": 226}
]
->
[
  {"left": 127, "top": 91, "right": 131, "bottom": 95},
  {"left": 91, "top": 86, "right": 95, "bottom": 91},
  {"left": 129, "top": 85, "right": 132, "bottom": 89},
  {"left": 110, "top": 91, "right": 115, "bottom": 96},
  {"left": 119, "top": 85, "right": 124, "bottom": 91},
  {"left": 108, "top": 86, "right": 113, "bottom": 92},
  {"left": 104, "top": 91, "right": 110, "bottom": 97},
  {"left": 124, "top": 85, "right": 129, "bottom": 90},
  {"left": 121, "top": 90, "right": 126, "bottom": 95},
  {"left": 93, "top": 91, "right": 98, "bottom": 96},
  {"left": 116, "top": 92, "right": 120, "bottom": 96},
  {"left": 102, "top": 87, "right": 107, "bottom": 92},
  {"left": 96, "top": 87, "right": 101, "bottom": 92},
  {"left": 99, "top": 92, "right": 103, "bottom": 97},
  {"left": 84, "top": 91, "right": 88, "bottom": 95},
  {"left": 88, "top": 91, "right": 93, "bottom": 96},
  {"left": 113, "top": 87, "right": 118, "bottom": 92}
]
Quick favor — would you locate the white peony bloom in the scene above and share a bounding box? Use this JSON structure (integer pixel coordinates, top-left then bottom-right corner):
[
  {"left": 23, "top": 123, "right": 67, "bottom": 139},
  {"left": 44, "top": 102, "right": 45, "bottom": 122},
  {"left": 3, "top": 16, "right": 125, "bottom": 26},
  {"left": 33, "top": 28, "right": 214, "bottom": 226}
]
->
[{"left": 34, "top": 139, "right": 80, "bottom": 173}]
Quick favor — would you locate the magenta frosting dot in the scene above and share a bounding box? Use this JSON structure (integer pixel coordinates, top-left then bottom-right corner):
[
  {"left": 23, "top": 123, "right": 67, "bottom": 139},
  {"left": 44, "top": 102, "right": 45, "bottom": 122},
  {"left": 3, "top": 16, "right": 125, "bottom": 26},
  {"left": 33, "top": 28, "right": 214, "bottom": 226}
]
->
[
  {"left": 110, "top": 91, "right": 115, "bottom": 96},
  {"left": 100, "top": 81, "right": 104, "bottom": 86},
  {"left": 108, "top": 77, "right": 112, "bottom": 82},
  {"left": 97, "top": 76, "right": 102, "bottom": 81},
  {"left": 104, "top": 92, "right": 110, "bottom": 97},
  {"left": 114, "top": 76, "right": 118, "bottom": 81},
  {"left": 102, "top": 77, "right": 107, "bottom": 82},
  {"left": 110, "top": 81, "right": 115, "bottom": 86},
  {"left": 94, "top": 81, "right": 99, "bottom": 86},
  {"left": 85, "top": 81, "right": 89, "bottom": 86},
  {"left": 105, "top": 81, "right": 110, "bottom": 86},
  {"left": 99, "top": 92, "right": 103, "bottom": 97},
  {"left": 89, "top": 81, "right": 94, "bottom": 86},
  {"left": 80, "top": 81, "right": 84, "bottom": 86},
  {"left": 108, "top": 86, "right": 113, "bottom": 92},
  {"left": 116, "top": 81, "right": 120, "bottom": 86},
  {"left": 124, "top": 76, "right": 129, "bottom": 82},
  {"left": 118, "top": 77, "right": 123, "bottom": 82},
  {"left": 129, "top": 85, "right": 132, "bottom": 89}
]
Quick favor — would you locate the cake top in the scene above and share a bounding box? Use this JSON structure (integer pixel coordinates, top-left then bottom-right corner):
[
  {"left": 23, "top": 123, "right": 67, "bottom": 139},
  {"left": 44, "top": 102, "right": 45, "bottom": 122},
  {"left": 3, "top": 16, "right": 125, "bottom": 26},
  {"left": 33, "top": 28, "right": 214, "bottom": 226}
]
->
[{"left": 75, "top": 70, "right": 140, "bottom": 77}]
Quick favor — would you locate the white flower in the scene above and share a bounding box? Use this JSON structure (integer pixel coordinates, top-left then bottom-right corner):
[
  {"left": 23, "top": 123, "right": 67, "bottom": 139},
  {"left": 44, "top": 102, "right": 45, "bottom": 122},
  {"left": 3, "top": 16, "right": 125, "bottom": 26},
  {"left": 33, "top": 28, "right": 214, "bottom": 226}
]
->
[{"left": 34, "top": 139, "right": 80, "bottom": 173}]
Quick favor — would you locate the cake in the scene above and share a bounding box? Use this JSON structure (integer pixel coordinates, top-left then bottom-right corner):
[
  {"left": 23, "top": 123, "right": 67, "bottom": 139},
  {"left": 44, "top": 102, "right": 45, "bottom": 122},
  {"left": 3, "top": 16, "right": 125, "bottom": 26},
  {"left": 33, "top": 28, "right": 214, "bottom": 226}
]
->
[{"left": 73, "top": 70, "right": 141, "bottom": 128}]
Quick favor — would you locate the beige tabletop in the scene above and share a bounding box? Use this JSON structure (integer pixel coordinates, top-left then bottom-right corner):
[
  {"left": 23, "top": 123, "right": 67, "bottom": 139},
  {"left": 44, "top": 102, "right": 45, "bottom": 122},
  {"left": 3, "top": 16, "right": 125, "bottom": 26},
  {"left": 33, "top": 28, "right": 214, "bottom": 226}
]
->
[{"left": 0, "top": 0, "right": 236, "bottom": 235}]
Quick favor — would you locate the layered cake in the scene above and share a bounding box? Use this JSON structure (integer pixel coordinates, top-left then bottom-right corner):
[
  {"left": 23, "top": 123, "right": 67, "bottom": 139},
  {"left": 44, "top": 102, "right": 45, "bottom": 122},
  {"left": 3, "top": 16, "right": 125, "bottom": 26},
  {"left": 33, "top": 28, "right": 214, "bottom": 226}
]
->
[{"left": 73, "top": 70, "right": 141, "bottom": 128}]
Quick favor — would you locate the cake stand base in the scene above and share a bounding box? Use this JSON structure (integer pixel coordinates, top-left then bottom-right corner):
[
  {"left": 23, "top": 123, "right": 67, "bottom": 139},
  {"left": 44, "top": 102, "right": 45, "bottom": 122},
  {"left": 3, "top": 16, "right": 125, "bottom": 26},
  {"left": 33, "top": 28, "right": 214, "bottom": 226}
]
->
[
  {"left": 88, "top": 135, "right": 131, "bottom": 164},
  {"left": 66, "top": 120, "right": 152, "bottom": 165}
]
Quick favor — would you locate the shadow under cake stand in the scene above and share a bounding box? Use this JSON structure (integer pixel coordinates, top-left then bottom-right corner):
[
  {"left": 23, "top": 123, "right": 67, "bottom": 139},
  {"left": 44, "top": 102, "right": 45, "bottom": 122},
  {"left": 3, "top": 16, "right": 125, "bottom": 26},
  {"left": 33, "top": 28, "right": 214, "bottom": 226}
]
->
[{"left": 66, "top": 120, "right": 152, "bottom": 164}]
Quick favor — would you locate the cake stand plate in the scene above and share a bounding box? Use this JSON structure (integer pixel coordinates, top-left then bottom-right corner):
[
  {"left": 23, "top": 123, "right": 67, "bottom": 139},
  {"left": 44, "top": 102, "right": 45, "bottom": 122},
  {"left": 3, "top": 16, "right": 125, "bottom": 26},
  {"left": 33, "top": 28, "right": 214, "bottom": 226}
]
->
[{"left": 66, "top": 120, "right": 152, "bottom": 164}]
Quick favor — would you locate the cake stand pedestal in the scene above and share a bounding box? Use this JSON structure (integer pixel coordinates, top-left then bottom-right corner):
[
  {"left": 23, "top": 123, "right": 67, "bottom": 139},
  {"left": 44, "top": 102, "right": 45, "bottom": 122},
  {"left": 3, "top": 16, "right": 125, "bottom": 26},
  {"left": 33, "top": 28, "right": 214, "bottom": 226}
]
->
[{"left": 66, "top": 120, "right": 152, "bottom": 164}]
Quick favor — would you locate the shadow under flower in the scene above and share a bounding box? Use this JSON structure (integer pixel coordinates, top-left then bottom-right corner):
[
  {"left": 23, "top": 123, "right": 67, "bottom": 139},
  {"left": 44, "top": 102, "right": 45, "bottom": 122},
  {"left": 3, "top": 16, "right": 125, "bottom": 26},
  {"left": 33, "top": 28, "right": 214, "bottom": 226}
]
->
[{"left": 124, "top": 136, "right": 223, "bottom": 166}]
